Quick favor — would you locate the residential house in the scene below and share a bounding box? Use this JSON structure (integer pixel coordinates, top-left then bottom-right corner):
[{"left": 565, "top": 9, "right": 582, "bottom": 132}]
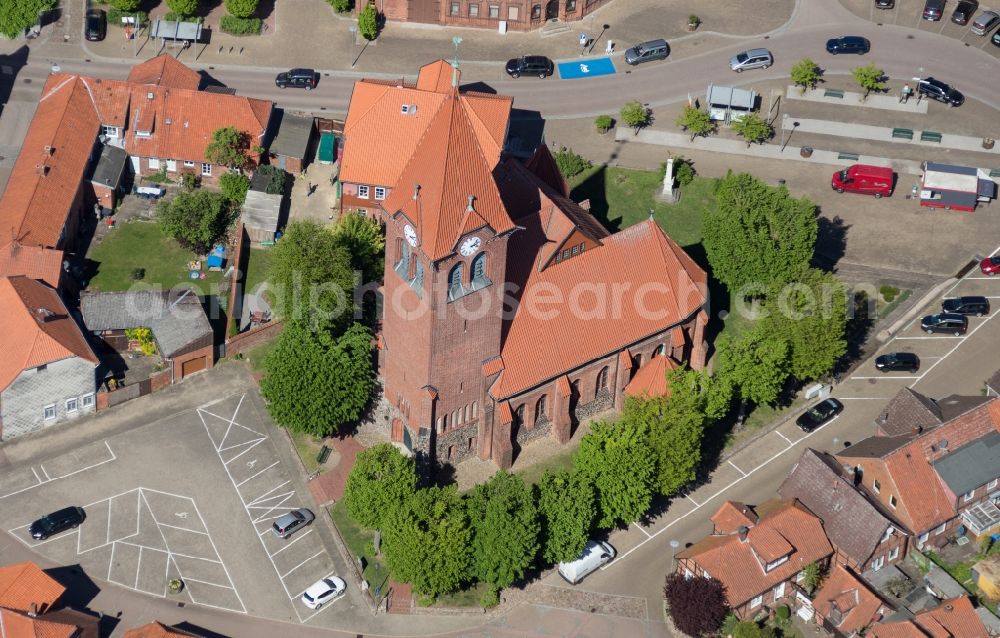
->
[
  {"left": 0, "top": 276, "right": 98, "bottom": 441},
  {"left": 811, "top": 564, "right": 888, "bottom": 637},
  {"left": 123, "top": 622, "right": 199, "bottom": 638},
  {"left": 81, "top": 289, "right": 214, "bottom": 382},
  {"left": 868, "top": 595, "right": 991, "bottom": 637},
  {"left": 838, "top": 398, "right": 1000, "bottom": 554},
  {"left": 0, "top": 560, "right": 99, "bottom": 638},
  {"left": 874, "top": 387, "right": 987, "bottom": 438},
  {"left": 367, "top": 0, "right": 613, "bottom": 31},
  {"left": 674, "top": 499, "right": 834, "bottom": 619},
  {"left": 779, "top": 448, "right": 908, "bottom": 573}
]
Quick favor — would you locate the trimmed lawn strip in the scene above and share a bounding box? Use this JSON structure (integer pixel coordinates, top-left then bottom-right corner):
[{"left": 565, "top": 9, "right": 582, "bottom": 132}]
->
[
  {"left": 514, "top": 447, "right": 575, "bottom": 489},
  {"left": 329, "top": 501, "right": 393, "bottom": 589},
  {"left": 289, "top": 430, "right": 326, "bottom": 475},
  {"left": 244, "top": 248, "right": 274, "bottom": 298},
  {"left": 878, "top": 288, "right": 911, "bottom": 320},
  {"left": 725, "top": 398, "right": 804, "bottom": 450},
  {"left": 431, "top": 581, "right": 489, "bottom": 608},
  {"left": 243, "top": 339, "right": 277, "bottom": 374}
]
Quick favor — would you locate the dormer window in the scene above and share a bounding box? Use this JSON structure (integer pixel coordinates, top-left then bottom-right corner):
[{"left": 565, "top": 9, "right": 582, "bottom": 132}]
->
[
  {"left": 880, "top": 526, "right": 894, "bottom": 543},
  {"left": 764, "top": 555, "right": 789, "bottom": 572},
  {"left": 101, "top": 125, "right": 119, "bottom": 139}
]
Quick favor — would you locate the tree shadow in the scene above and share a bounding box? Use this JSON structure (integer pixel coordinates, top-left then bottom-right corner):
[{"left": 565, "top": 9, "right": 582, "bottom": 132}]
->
[
  {"left": 173, "top": 621, "right": 230, "bottom": 638},
  {"left": 837, "top": 290, "right": 876, "bottom": 376},
  {"left": 812, "top": 212, "right": 850, "bottom": 271},
  {"left": 256, "top": 0, "right": 276, "bottom": 20}
]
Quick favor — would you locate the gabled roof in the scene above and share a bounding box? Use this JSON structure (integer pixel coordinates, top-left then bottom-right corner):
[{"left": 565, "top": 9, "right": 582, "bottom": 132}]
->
[
  {"left": 0, "top": 277, "right": 97, "bottom": 393},
  {"left": 868, "top": 619, "right": 929, "bottom": 638},
  {"left": 523, "top": 143, "right": 567, "bottom": 197},
  {"left": 0, "top": 241, "right": 64, "bottom": 289},
  {"left": 914, "top": 596, "right": 990, "bottom": 638},
  {"left": 875, "top": 387, "right": 943, "bottom": 437},
  {"left": 932, "top": 430, "right": 1000, "bottom": 497},
  {"left": 624, "top": 354, "right": 678, "bottom": 399},
  {"left": 0, "top": 608, "right": 78, "bottom": 638},
  {"left": 813, "top": 564, "right": 885, "bottom": 635},
  {"left": 676, "top": 499, "right": 833, "bottom": 607},
  {"left": 710, "top": 501, "right": 757, "bottom": 535},
  {"left": 269, "top": 111, "right": 313, "bottom": 160},
  {"left": 126, "top": 54, "right": 200, "bottom": 90},
  {"left": 0, "top": 561, "right": 65, "bottom": 613},
  {"left": 123, "top": 622, "right": 198, "bottom": 638},
  {"left": 779, "top": 448, "right": 899, "bottom": 564}
]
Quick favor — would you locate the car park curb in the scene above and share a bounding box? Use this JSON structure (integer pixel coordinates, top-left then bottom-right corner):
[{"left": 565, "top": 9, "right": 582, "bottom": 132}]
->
[{"left": 877, "top": 277, "right": 957, "bottom": 341}]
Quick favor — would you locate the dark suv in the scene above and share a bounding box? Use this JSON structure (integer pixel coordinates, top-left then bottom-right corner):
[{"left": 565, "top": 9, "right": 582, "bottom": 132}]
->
[
  {"left": 504, "top": 56, "right": 554, "bottom": 78},
  {"left": 825, "top": 36, "right": 870, "bottom": 54},
  {"left": 942, "top": 296, "right": 990, "bottom": 316},
  {"left": 875, "top": 352, "right": 920, "bottom": 373},
  {"left": 951, "top": 0, "right": 978, "bottom": 24},
  {"left": 917, "top": 78, "right": 964, "bottom": 106},
  {"left": 85, "top": 9, "right": 106, "bottom": 42},
  {"left": 275, "top": 69, "right": 317, "bottom": 90},
  {"left": 923, "top": 0, "right": 945, "bottom": 20},
  {"left": 30, "top": 506, "right": 86, "bottom": 540},
  {"left": 921, "top": 313, "right": 968, "bottom": 335}
]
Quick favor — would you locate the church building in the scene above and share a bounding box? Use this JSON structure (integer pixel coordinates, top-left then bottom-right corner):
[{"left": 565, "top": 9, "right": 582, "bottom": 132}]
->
[{"left": 341, "top": 60, "right": 709, "bottom": 469}]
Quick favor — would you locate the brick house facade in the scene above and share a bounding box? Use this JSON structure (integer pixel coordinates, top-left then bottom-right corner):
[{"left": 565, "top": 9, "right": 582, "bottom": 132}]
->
[{"left": 367, "top": 0, "right": 614, "bottom": 31}]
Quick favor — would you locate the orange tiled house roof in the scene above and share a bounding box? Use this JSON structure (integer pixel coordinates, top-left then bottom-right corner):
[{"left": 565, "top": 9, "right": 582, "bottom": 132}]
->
[{"left": 0, "top": 561, "right": 65, "bottom": 614}]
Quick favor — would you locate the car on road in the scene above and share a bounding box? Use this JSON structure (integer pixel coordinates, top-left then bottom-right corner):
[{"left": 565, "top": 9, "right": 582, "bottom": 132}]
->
[
  {"left": 504, "top": 56, "right": 555, "bottom": 78},
  {"left": 875, "top": 352, "right": 920, "bottom": 373},
  {"left": 624, "top": 39, "right": 669, "bottom": 65},
  {"left": 971, "top": 10, "right": 1000, "bottom": 35},
  {"left": 272, "top": 508, "right": 315, "bottom": 538},
  {"left": 301, "top": 576, "right": 346, "bottom": 609},
  {"left": 558, "top": 540, "right": 616, "bottom": 584},
  {"left": 85, "top": 9, "right": 106, "bottom": 41},
  {"left": 980, "top": 256, "right": 1000, "bottom": 274},
  {"left": 916, "top": 78, "right": 964, "bottom": 106},
  {"left": 875, "top": 0, "right": 894, "bottom": 8},
  {"left": 729, "top": 48, "right": 773, "bottom": 72},
  {"left": 942, "top": 295, "right": 990, "bottom": 316},
  {"left": 921, "top": 313, "right": 968, "bottom": 335},
  {"left": 796, "top": 398, "right": 844, "bottom": 432},
  {"left": 825, "top": 36, "right": 870, "bottom": 54},
  {"left": 952, "top": 0, "right": 979, "bottom": 24},
  {"left": 993, "top": 29, "right": 1000, "bottom": 45},
  {"left": 923, "top": 0, "right": 945, "bottom": 20},
  {"left": 275, "top": 69, "right": 317, "bottom": 90},
  {"left": 30, "top": 506, "right": 86, "bottom": 540}
]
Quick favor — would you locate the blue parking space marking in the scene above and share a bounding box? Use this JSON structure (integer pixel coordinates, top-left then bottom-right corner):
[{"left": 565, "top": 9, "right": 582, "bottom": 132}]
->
[{"left": 557, "top": 57, "right": 616, "bottom": 79}]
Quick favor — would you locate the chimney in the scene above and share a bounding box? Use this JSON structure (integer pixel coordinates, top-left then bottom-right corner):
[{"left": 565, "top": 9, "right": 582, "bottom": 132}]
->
[
  {"left": 43, "top": 145, "right": 52, "bottom": 156},
  {"left": 944, "top": 604, "right": 953, "bottom": 611},
  {"left": 466, "top": 195, "right": 476, "bottom": 213},
  {"left": 412, "top": 184, "right": 421, "bottom": 201},
  {"left": 35, "top": 307, "right": 55, "bottom": 322},
  {"left": 737, "top": 526, "right": 749, "bottom": 542},
  {"left": 28, "top": 602, "right": 37, "bottom": 617},
  {"left": 35, "top": 164, "right": 50, "bottom": 176}
]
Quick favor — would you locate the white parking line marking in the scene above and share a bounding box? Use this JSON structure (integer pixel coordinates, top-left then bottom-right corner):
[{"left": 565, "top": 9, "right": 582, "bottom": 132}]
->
[
  {"left": 0, "top": 441, "right": 116, "bottom": 500},
  {"left": 157, "top": 522, "right": 209, "bottom": 535},
  {"left": 281, "top": 551, "right": 325, "bottom": 579},
  {"left": 911, "top": 310, "right": 998, "bottom": 387},
  {"left": 686, "top": 495, "right": 700, "bottom": 507},
  {"left": 894, "top": 336, "right": 964, "bottom": 340},
  {"left": 248, "top": 481, "right": 292, "bottom": 505},
  {"left": 224, "top": 439, "right": 265, "bottom": 464},
  {"left": 272, "top": 529, "right": 314, "bottom": 557},
  {"left": 39, "top": 466, "right": 51, "bottom": 481},
  {"left": 633, "top": 523, "right": 651, "bottom": 538},
  {"left": 775, "top": 431, "right": 792, "bottom": 444},
  {"left": 850, "top": 375, "right": 919, "bottom": 379},
  {"left": 30, "top": 467, "right": 41, "bottom": 482},
  {"left": 235, "top": 460, "right": 280, "bottom": 487},
  {"left": 728, "top": 460, "right": 747, "bottom": 477}
]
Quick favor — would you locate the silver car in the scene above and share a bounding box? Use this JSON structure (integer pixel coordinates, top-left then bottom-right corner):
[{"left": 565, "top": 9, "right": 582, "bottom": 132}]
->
[
  {"left": 730, "top": 48, "right": 773, "bottom": 72},
  {"left": 971, "top": 10, "right": 1000, "bottom": 34},
  {"left": 272, "top": 508, "right": 315, "bottom": 539}
]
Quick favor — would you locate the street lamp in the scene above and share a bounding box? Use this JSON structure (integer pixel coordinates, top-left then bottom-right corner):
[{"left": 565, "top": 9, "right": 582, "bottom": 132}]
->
[
  {"left": 670, "top": 539, "right": 681, "bottom": 570},
  {"left": 780, "top": 117, "right": 800, "bottom": 153},
  {"left": 589, "top": 23, "right": 610, "bottom": 54}
]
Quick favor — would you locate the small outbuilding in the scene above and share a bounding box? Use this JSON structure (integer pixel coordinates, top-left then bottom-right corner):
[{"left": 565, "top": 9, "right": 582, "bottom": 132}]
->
[
  {"left": 269, "top": 111, "right": 314, "bottom": 173},
  {"left": 706, "top": 84, "right": 758, "bottom": 123},
  {"left": 243, "top": 190, "right": 282, "bottom": 245}
]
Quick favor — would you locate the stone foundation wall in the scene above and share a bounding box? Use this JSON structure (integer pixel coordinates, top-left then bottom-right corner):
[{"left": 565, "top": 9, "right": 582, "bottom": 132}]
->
[
  {"left": 516, "top": 417, "right": 551, "bottom": 446},
  {"left": 575, "top": 389, "right": 613, "bottom": 422},
  {"left": 437, "top": 422, "right": 480, "bottom": 464}
]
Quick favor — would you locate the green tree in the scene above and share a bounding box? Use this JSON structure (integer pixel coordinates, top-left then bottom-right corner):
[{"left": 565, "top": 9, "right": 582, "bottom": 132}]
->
[
  {"left": 0, "top": 0, "right": 56, "bottom": 38},
  {"left": 204, "top": 126, "right": 252, "bottom": 169},
  {"left": 156, "top": 190, "right": 230, "bottom": 254},
  {"left": 466, "top": 472, "right": 539, "bottom": 589},
  {"left": 259, "top": 322, "right": 374, "bottom": 436},
  {"left": 790, "top": 57, "right": 820, "bottom": 91},
  {"left": 852, "top": 62, "right": 886, "bottom": 99},
  {"left": 268, "top": 220, "right": 355, "bottom": 332},
  {"left": 327, "top": 0, "right": 353, "bottom": 12},
  {"left": 553, "top": 147, "right": 591, "bottom": 178},
  {"left": 110, "top": 0, "right": 142, "bottom": 10},
  {"left": 256, "top": 164, "right": 286, "bottom": 195},
  {"left": 663, "top": 573, "right": 729, "bottom": 637},
  {"left": 762, "top": 268, "right": 847, "bottom": 381},
  {"left": 801, "top": 561, "right": 824, "bottom": 594},
  {"left": 331, "top": 212, "right": 385, "bottom": 284},
  {"left": 224, "top": 0, "right": 258, "bottom": 18},
  {"left": 714, "top": 325, "right": 790, "bottom": 409},
  {"left": 534, "top": 470, "right": 595, "bottom": 564},
  {"left": 701, "top": 171, "right": 818, "bottom": 294},
  {"left": 620, "top": 100, "right": 652, "bottom": 135},
  {"left": 730, "top": 112, "right": 773, "bottom": 148},
  {"left": 733, "top": 620, "right": 765, "bottom": 638},
  {"left": 573, "top": 420, "right": 655, "bottom": 528},
  {"left": 219, "top": 172, "right": 250, "bottom": 204},
  {"left": 358, "top": 4, "right": 378, "bottom": 40},
  {"left": 383, "top": 485, "right": 471, "bottom": 597},
  {"left": 674, "top": 106, "right": 714, "bottom": 142},
  {"left": 343, "top": 443, "right": 417, "bottom": 531},
  {"left": 166, "top": 0, "right": 199, "bottom": 18}
]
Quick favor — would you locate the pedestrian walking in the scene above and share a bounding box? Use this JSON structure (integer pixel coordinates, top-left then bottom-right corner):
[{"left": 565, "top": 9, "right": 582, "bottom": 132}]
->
[{"left": 307, "top": 181, "right": 314, "bottom": 196}]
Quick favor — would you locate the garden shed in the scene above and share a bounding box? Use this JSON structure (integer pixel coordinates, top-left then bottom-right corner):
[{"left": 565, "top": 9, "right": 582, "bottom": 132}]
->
[
  {"left": 242, "top": 190, "right": 282, "bottom": 245},
  {"left": 268, "top": 111, "right": 314, "bottom": 173}
]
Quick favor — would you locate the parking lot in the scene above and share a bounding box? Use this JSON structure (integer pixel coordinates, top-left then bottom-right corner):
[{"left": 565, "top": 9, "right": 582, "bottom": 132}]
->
[
  {"left": 0, "top": 370, "right": 354, "bottom": 625},
  {"left": 844, "top": 0, "right": 1000, "bottom": 57}
]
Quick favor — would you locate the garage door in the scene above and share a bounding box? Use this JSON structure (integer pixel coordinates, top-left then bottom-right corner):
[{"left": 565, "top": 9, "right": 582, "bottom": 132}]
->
[{"left": 181, "top": 357, "right": 207, "bottom": 378}]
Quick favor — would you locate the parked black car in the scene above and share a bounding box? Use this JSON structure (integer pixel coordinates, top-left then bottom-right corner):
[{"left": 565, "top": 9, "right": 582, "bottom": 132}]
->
[
  {"left": 951, "top": 0, "right": 979, "bottom": 24},
  {"left": 85, "top": 9, "right": 106, "bottom": 42},
  {"left": 875, "top": 0, "right": 895, "bottom": 8},
  {"left": 875, "top": 352, "right": 920, "bottom": 373},
  {"left": 942, "top": 296, "right": 990, "bottom": 316},
  {"left": 916, "top": 78, "right": 964, "bottom": 106},
  {"left": 923, "top": 0, "right": 945, "bottom": 20},
  {"left": 30, "top": 506, "right": 86, "bottom": 540},
  {"left": 797, "top": 398, "right": 844, "bottom": 432},
  {"left": 275, "top": 69, "right": 317, "bottom": 90},
  {"left": 504, "top": 56, "right": 555, "bottom": 78},
  {"left": 825, "top": 36, "right": 871, "bottom": 54},
  {"left": 921, "top": 313, "right": 968, "bottom": 335}
]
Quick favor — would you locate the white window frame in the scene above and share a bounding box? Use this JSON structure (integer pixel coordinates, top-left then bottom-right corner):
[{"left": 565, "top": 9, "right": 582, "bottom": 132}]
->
[
  {"left": 201, "top": 163, "right": 212, "bottom": 176},
  {"left": 81, "top": 393, "right": 94, "bottom": 408},
  {"left": 101, "top": 125, "right": 119, "bottom": 138},
  {"left": 889, "top": 495, "right": 897, "bottom": 509},
  {"left": 935, "top": 522, "right": 947, "bottom": 535},
  {"left": 773, "top": 582, "right": 785, "bottom": 599},
  {"left": 43, "top": 404, "right": 56, "bottom": 420},
  {"left": 873, "top": 479, "right": 881, "bottom": 493},
  {"left": 684, "top": 568, "right": 693, "bottom": 579},
  {"left": 166, "top": 159, "right": 177, "bottom": 172},
  {"left": 184, "top": 160, "right": 196, "bottom": 168},
  {"left": 881, "top": 526, "right": 894, "bottom": 543},
  {"left": 148, "top": 157, "right": 161, "bottom": 170},
  {"left": 750, "top": 594, "right": 763, "bottom": 609},
  {"left": 871, "top": 555, "right": 885, "bottom": 571},
  {"left": 918, "top": 531, "right": 930, "bottom": 545},
  {"left": 357, "top": 185, "right": 370, "bottom": 199},
  {"left": 374, "top": 186, "right": 386, "bottom": 200},
  {"left": 989, "top": 478, "right": 999, "bottom": 490},
  {"left": 66, "top": 398, "right": 78, "bottom": 413},
  {"left": 963, "top": 489, "right": 975, "bottom": 502},
  {"left": 765, "top": 555, "right": 789, "bottom": 572},
  {"left": 889, "top": 546, "right": 900, "bottom": 561}
]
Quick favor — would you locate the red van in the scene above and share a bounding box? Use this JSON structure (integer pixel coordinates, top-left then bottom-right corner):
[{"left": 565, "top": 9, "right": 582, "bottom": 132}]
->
[{"left": 831, "top": 164, "right": 894, "bottom": 198}]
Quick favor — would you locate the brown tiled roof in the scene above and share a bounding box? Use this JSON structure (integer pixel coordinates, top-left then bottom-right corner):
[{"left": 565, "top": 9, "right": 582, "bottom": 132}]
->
[
  {"left": 0, "top": 276, "right": 98, "bottom": 392},
  {"left": 624, "top": 354, "right": 678, "bottom": 399},
  {"left": 122, "top": 622, "right": 197, "bottom": 638},
  {"left": 0, "top": 607, "right": 78, "bottom": 638},
  {"left": 0, "top": 561, "right": 65, "bottom": 613},
  {"left": 779, "top": 448, "right": 899, "bottom": 565},
  {"left": 710, "top": 501, "right": 757, "bottom": 535},
  {"left": 875, "top": 387, "right": 943, "bottom": 437},
  {"left": 127, "top": 54, "right": 201, "bottom": 90},
  {"left": 524, "top": 143, "right": 568, "bottom": 197},
  {"left": 868, "top": 619, "right": 928, "bottom": 638},
  {"left": 0, "top": 241, "right": 64, "bottom": 289},
  {"left": 482, "top": 356, "right": 503, "bottom": 377},
  {"left": 914, "top": 596, "right": 989, "bottom": 638},
  {"left": 676, "top": 499, "right": 833, "bottom": 607},
  {"left": 0, "top": 75, "right": 100, "bottom": 248},
  {"left": 813, "top": 564, "right": 885, "bottom": 635}
]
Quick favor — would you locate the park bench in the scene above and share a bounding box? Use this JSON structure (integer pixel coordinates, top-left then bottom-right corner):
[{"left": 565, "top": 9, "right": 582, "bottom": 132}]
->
[
  {"left": 891, "top": 127, "right": 914, "bottom": 140},
  {"left": 838, "top": 152, "right": 861, "bottom": 161},
  {"left": 823, "top": 88, "right": 845, "bottom": 99},
  {"left": 990, "top": 169, "right": 1000, "bottom": 179},
  {"left": 920, "top": 130, "right": 943, "bottom": 143}
]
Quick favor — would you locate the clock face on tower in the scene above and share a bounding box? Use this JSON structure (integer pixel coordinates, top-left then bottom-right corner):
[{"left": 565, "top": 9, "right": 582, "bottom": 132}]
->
[
  {"left": 404, "top": 224, "right": 418, "bottom": 247},
  {"left": 459, "top": 236, "right": 482, "bottom": 256}
]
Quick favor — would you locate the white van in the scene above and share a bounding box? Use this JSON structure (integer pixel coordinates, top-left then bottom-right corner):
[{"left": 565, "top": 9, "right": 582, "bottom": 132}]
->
[{"left": 557, "top": 540, "right": 616, "bottom": 584}]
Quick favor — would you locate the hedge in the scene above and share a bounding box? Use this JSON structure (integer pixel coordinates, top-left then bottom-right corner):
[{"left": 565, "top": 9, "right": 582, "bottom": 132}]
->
[
  {"left": 107, "top": 8, "right": 148, "bottom": 27},
  {"left": 220, "top": 15, "right": 261, "bottom": 35}
]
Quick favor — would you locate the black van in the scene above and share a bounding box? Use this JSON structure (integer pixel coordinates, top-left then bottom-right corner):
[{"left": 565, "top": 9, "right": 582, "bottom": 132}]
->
[
  {"left": 624, "top": 39, "right": 669, "bottom": 65},
  {"left": 30, "top": 506, "right": 86, "bottom": 540},
  {"left": 941, "top": 296, "right": 990, "bottom": 316}
]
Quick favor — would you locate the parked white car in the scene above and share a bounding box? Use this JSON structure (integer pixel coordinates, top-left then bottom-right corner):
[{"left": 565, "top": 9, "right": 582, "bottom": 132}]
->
[{"left": 301, "top": 576, "right": 346, "bottom": 609}]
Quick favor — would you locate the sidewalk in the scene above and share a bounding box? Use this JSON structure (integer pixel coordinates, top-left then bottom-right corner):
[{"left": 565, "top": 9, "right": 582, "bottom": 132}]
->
[
  {"left": 785, "top": 84, "right": 929, "bottom": 114},
  {"left": 781, "top": 116, "right": 1000, "bottom": 155}
]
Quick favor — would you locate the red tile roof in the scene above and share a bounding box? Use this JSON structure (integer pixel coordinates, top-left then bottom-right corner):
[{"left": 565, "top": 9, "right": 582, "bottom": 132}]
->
[
  {"left": 127, "top": 54, "right": 200, "bottom": 90},
  {"left": 0, "top": 242, "right": 64, "bottom": 289},
  {"left": 711, "top": 501, "right": 759, "bottom": 534},
  {"left": 813, "top": 564, "right": 885, "bottom": 635},
  {"left": 122, "top": 622, "right": 197, "bottom": 638},
  {"left": 914, "top": 596, "right": 989, "bottom": 638},
  {"left": 868, "top": 621, "right": 928, "bottom": 638},
  {"left": 676, "top": 499, "right": 833, "bottom": 608},
  {"left": 624, "top": 354, "right": 679, "bottom": 399},
  {"left": 0, "top": 561, "right": 65, "bottom": 614},
  {"left": 0, "top": 608, "right": 78, "bottom": 638},
  {"left": 0, "top": 276, "right": 98, "bottom": 392}
]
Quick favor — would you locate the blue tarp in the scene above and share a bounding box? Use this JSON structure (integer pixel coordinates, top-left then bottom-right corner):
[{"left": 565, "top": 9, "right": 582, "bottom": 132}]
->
[{"left": 557, "top": 57, "right": 616, "bottom": 80}]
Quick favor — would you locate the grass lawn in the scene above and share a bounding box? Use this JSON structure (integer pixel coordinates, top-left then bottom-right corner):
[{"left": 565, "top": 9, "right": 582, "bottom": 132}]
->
[
  {"left": 723, "top": 398, "right": 804, "bottom": 450},
  {"left": 288, "top": 430, "right": 327, "bottom": 475},
  {"left": 515, "top": 447, "right": 576, "bottom": 488},
  {"left": 329, "top": 502, "right": 392, "bottom": 588},
  {"left": 88, "top": 220, "right": 225, "bottom": 292},
  {"left": 431, "top": 581, "right": 489, "bottom": 608},
  {"left": 244, "top": 248, "right": 274, "bottom": 297},
  {"left": 242, "top": 339, "right": 277, "bottom": 374}
]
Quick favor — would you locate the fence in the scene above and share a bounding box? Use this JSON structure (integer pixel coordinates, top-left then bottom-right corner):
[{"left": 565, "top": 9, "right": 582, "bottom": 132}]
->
[
  {"left": 97, "top": 366, "right": 172, "bottom": 410},
  {"left": 224, "top": 321, "right": 283, "bottom": 357}
]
